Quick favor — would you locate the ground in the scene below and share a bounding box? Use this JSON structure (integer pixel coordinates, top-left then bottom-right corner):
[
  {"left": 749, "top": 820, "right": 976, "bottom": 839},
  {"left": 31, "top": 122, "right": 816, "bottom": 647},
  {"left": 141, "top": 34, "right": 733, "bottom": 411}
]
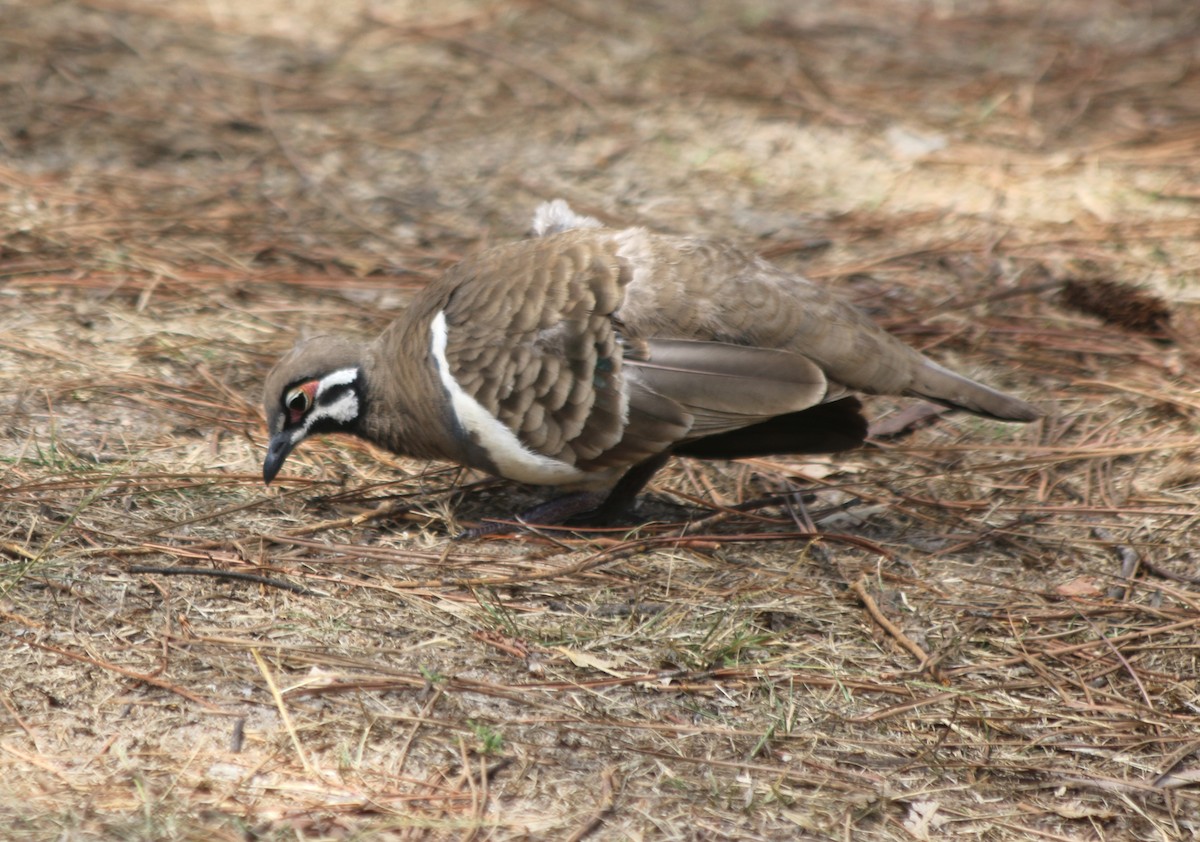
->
[{"left": 2, "top": 0, "right": 1200, "bottom": 839}]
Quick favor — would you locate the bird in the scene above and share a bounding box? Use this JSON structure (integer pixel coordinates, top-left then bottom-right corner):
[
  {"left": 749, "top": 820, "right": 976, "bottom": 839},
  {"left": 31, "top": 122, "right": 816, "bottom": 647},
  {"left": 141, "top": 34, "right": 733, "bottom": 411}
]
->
[{"left": 262, "top": 200, "right": 1039, "bottom": 530}]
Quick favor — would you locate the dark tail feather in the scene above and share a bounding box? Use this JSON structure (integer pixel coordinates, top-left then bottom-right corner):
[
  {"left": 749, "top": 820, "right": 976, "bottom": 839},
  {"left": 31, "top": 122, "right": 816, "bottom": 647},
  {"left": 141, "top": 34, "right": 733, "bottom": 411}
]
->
[{"left": 674, "top": 397, "right": 869, "bottom": 459}]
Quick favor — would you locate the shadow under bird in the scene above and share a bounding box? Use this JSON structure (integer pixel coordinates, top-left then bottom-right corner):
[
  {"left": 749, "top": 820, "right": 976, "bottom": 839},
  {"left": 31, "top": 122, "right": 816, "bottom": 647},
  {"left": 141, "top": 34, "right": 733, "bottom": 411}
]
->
[{"left": 263, "top": 201, "right": 1040, "bottom": 530}]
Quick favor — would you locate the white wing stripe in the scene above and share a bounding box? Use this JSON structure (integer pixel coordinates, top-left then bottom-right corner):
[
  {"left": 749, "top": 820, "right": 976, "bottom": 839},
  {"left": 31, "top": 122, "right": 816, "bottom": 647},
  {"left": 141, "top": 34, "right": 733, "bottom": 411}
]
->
[{"left": 429, "top": 311, "right": 587, "bottom": 486}]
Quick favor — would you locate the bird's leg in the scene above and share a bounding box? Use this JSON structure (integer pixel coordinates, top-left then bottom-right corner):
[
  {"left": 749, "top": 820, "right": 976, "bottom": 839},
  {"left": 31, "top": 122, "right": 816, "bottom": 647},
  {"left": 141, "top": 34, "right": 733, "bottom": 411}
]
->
[
  {"left": 460, "top": 490, "right": 608, "bottom": 539},
  {"left": 458, "top": 452, "right": 673, "bottom": 539},
  {"left": 590, "top": 451, "right": 671, "bottom": 522}
]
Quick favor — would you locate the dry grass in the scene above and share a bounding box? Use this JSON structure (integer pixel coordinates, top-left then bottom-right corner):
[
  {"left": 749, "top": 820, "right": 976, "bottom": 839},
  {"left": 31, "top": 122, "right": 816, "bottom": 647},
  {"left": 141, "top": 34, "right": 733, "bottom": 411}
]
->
[{"left": 3, "top": 0, "right": 1200, "bottom": 839}]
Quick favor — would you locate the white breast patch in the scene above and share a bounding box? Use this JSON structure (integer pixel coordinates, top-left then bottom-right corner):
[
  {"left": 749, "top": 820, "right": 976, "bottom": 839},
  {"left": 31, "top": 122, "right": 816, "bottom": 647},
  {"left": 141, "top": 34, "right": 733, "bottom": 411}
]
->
[{"left": 429, "top": 311, "right": 589, "bottom": 486}]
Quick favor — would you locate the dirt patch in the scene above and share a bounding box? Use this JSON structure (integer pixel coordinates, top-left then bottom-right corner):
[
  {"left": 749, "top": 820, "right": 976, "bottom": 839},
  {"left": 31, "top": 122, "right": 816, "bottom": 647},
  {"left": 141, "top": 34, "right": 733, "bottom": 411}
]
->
[{"left": 3, "top": 0, "right": 1199, "bottom": 838}]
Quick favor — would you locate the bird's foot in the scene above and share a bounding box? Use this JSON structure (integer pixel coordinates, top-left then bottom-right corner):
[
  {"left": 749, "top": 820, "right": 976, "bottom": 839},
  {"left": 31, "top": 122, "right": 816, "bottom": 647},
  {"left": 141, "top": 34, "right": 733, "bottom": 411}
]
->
[{"left": 457, "top": 490, "right": 615, "bottom": 539}]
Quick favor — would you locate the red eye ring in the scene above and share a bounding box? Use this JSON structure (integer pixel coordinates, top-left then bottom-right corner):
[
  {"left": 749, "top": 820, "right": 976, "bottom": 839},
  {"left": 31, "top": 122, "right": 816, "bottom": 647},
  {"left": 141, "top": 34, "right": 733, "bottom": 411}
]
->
[{"left": 285, "top": 382, "right": 318, "bottom": 422}]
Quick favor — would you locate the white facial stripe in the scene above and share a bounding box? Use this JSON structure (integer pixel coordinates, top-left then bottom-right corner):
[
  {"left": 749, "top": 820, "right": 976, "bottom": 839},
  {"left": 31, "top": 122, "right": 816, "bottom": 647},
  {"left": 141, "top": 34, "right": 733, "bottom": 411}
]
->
[
  {"left": 295, "top": 393, "right": 360, "bottom": 442},
  {"left": 429, "top": 311, "right": 587, "bottom": 486},
  {"left": 315, "top": 391, "right": 359, "bottom": 424},
  {"left": 316, "top": 367, "right": 358, "bottom": 395},
  {"left": 291, "top": 374, "right": 360, "bottom": 443}
]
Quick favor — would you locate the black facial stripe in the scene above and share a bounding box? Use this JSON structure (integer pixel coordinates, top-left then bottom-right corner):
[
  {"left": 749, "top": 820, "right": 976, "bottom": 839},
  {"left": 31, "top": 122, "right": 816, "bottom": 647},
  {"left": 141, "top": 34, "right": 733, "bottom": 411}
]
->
[
  {"left": 316, "top": 382, "right": 352, "bottom": 405},
  {"left": 306, "top": 377, "right": 365, "bottom": 436}
]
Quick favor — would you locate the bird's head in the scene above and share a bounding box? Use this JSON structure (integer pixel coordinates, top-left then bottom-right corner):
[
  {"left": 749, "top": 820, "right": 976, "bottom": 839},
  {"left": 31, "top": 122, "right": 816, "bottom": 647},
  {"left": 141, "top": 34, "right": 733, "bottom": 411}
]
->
[{"left": 262, "top": 337, "right": 366, "bottom": 484}]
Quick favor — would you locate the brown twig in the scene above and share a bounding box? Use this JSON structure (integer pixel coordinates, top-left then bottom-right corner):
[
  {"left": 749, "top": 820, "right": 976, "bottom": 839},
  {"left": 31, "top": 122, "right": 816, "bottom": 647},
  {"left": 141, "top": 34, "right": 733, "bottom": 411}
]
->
[
  {"left": 128, "top": 565, "right": 318, "bottom": 595},
  {"left": 850, "top": 575, "right": 935, "bottom": 673}
]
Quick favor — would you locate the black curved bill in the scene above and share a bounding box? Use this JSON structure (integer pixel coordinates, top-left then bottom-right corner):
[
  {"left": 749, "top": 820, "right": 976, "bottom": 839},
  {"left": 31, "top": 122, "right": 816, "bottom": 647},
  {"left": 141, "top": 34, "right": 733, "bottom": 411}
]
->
[{"left": 263, "top": 431, "right": 296, "bottom": 485}]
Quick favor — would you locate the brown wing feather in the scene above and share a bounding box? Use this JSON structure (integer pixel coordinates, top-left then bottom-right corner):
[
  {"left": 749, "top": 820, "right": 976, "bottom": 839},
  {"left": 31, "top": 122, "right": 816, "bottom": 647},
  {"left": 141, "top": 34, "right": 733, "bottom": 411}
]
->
[
  {"left": 436, "top": 232, "right": 636, "bottom": 467},
  {"left": 627, "top": 338, "right": 829, "bottom": 435},
  {"left": 364, "top": 224, "right": 1035, "bottom": 490},
  {"left": 613, "top": 230, "right": 1039, "bottom": 421}
]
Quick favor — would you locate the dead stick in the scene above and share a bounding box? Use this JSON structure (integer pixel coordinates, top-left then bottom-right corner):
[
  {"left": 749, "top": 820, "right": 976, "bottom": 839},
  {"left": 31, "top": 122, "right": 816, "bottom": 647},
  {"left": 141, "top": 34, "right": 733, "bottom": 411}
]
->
[
  {"left": 129, "top": 565, "right": 317, "bottom": 595},
  {"left": 851, "top": 576, "right": 932, "bottom": 668}
]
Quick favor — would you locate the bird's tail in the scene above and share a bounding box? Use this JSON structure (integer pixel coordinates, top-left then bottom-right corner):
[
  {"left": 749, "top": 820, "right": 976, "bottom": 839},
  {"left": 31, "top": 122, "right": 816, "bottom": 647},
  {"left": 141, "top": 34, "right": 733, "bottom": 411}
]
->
[{"left": 907, "top": 359, "right": 1040, "bottom": 422}]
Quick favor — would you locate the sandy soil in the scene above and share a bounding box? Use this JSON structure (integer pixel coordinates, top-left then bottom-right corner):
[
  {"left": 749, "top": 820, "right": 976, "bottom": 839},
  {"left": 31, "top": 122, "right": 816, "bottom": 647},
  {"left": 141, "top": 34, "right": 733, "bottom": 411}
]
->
[{"left": 2, "top": 0, "right": 1199, "bottom": 839}]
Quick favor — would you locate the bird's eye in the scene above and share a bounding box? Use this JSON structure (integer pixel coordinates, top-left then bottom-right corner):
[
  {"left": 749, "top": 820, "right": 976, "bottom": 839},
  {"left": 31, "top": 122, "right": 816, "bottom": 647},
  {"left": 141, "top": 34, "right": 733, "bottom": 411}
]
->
[{"left": 285, "top": 388, "right": 310, "bottom": 415}]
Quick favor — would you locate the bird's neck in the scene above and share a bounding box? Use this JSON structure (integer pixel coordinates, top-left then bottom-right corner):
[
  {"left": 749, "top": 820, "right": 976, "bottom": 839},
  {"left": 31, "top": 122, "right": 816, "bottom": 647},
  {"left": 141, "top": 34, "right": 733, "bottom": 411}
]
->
[{"left": 357, "top": 314, "right": 473, "bottom": 465}]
